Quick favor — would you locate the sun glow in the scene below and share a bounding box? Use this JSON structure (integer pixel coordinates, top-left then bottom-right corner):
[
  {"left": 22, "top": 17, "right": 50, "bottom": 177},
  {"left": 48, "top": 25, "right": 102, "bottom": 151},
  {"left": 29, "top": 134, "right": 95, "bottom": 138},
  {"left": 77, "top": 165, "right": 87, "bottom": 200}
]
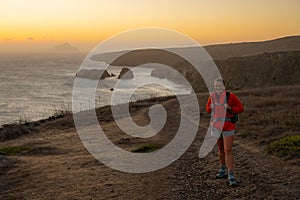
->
[{"left": 0, "top": 0, "right": 299, "bottom": 52}]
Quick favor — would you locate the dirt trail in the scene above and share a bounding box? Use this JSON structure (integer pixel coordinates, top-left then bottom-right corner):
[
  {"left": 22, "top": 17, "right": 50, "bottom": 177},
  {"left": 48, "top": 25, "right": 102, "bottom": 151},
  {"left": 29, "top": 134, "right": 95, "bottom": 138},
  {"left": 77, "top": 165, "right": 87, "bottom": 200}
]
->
[{"left": 0, "top": 89, "right": 299, "bottom": 200}]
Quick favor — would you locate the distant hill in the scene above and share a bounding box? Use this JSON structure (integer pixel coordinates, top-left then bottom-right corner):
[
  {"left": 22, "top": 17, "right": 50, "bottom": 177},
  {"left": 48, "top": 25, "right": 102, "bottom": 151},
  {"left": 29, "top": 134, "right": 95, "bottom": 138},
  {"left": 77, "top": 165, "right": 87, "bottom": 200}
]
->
[
  {"left": 49, "top": 42, "right": 80, "bottom": 53},
  {"left": 91, "top": 35, "right": 300, "bottom": 62},
  {"left": 205, "top": 35, "right": 300, "bottom": 60},
  {"left": 92, "top": 49, "right": 300, "bottom": 92},
  {"left": 89, "top": 36, "right": 300, "bottom": 91}
]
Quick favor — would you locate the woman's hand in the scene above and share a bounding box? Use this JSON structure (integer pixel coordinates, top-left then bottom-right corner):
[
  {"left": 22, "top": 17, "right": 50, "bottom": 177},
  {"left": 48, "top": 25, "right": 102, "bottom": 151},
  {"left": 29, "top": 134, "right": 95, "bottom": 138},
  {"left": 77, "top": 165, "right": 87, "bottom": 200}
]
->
[{"left": 224, "top": 103, "right": 231, "bottom": 110}]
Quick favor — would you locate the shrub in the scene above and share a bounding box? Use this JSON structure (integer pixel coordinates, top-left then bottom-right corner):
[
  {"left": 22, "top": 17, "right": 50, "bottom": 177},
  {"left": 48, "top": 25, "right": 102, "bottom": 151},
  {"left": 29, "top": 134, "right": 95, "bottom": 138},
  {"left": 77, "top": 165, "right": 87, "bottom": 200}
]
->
[
  {"left": 0, "top": 146, "right": 31, "bottom": 156},
  {"left": 268, "top": 135, "right": 300, "bottom": 158}
]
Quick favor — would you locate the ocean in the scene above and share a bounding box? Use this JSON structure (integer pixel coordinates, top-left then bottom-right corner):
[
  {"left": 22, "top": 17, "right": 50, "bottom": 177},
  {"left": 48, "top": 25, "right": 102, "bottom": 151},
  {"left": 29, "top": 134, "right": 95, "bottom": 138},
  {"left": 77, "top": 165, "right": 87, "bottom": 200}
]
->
[{"left": 0, "top": 53, "right": 191, "bottom": 126}]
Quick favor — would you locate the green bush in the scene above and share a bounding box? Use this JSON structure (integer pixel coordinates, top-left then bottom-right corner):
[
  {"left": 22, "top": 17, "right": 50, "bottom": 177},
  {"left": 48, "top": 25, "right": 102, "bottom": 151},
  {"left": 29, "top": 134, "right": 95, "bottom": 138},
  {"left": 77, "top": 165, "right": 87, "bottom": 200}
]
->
[
  {"left": 132, "top": 144, "right": 160, "bottom": 153},
  {"left": 0, "top": 146, "right": 30, "bottom": 155},
  {"left": 268, "top": 135, "right": 300, "bottom": 157}
]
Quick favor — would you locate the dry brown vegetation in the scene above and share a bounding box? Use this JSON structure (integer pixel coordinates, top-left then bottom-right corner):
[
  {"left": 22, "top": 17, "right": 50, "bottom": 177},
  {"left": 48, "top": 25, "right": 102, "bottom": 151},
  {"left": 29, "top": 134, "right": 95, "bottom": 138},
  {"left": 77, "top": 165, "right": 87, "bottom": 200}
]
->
[{"left": 0, "top": 85, "right": 299, "bottom": 199}]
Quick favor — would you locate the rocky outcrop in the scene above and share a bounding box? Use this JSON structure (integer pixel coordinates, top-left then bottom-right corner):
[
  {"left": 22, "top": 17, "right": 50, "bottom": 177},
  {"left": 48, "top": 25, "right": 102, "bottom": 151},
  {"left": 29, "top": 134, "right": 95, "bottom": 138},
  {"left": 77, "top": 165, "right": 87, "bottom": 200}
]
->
[
  {"left": 76, "top": 69, "right": 111, "bottom": 80},
  {"left": 118, "top": 68, "right": 134, "bottom": 79},
  {"left": 76, "top": 68, "right": 134, "bottom": 80}
]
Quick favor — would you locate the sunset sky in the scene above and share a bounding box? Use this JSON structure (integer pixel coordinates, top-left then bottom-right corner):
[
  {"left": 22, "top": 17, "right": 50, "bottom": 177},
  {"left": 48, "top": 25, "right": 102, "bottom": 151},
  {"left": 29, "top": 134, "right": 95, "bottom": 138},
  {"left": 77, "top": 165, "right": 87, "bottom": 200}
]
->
[{"left": 1, "top": 0, "right": 299, "bottom": 52}]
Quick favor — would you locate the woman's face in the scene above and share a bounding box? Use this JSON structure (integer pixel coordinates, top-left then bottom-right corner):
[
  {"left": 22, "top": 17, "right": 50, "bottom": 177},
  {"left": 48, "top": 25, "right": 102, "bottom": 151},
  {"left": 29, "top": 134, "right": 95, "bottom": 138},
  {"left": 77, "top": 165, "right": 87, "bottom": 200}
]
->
[{"left": 214, "top": 81, "right": 225, "bottom": 94}]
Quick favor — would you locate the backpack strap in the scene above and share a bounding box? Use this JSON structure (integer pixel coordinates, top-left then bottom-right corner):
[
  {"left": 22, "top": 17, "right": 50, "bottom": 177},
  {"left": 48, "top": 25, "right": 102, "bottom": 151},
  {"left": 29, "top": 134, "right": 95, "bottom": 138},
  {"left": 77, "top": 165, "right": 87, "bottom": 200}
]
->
[
  {"left": 225, "top": 92, "right": 239, "bottom": 124},
  {"left": 226, "top": 92, "right": 230, "bottom": 104},
  {"left": 211, "top": 92, "right": 232, "bottom": 122}
]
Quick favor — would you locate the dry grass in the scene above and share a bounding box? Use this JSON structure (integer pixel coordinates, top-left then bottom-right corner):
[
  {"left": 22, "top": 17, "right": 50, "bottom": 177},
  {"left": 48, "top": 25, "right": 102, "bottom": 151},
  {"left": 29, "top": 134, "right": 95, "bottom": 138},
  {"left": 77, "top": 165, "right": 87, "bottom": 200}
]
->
[
  {"left": 0, "top": 85, "right": 300, "bottom": 199},
  {"left": 232, "top": 85, "right": 300, "bottom": 156}
]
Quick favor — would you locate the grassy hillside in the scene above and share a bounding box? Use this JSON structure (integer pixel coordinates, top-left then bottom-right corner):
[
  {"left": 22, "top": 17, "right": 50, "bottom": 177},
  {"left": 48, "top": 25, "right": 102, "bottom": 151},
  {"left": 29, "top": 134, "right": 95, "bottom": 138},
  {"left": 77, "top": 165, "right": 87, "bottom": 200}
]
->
[
  {"left": 205, "top": 35, "right": 300, "bottom": 60},
  {"left": 91, "top": 35, "right": 300, "bottom": 62}
]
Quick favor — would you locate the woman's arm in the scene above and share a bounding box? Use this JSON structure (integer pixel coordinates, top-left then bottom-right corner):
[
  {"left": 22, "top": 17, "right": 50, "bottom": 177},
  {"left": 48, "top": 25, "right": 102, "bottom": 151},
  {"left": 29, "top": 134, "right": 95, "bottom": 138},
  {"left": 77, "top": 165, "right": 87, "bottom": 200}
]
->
[
  {"left": 229, "top": 93, "right": 244, "bottom": 114},
  {"left": 206, "top": 97, "right": 212, "bottom": 113}
]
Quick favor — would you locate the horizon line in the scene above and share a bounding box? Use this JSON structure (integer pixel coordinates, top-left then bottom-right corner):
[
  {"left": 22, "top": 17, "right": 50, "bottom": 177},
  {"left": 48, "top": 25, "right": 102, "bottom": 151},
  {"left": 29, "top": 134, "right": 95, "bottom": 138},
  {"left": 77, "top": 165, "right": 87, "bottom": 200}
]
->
[{"left": 0, "top": 34, "right": 299, "bottom": 54}]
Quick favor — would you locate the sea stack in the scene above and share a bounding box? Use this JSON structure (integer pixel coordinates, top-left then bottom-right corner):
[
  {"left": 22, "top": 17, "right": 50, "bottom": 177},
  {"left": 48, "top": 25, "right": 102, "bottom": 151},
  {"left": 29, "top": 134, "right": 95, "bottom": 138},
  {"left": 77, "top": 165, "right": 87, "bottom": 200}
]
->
[{"left": 118, "top": 68, "right": 134, "bottom": 79}]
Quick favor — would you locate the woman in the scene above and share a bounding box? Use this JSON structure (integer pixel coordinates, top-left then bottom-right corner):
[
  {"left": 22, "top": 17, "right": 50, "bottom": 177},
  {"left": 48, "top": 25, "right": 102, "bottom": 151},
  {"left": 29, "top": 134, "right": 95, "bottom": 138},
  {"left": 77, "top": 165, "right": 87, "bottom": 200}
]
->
[{"left": 206, "top": 78, "right": 244, "bottom": 187}]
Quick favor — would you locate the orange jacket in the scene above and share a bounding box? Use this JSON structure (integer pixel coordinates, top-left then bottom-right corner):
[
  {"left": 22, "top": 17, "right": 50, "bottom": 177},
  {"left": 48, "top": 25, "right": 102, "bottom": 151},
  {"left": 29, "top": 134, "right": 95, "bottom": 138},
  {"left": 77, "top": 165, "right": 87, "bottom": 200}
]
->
[{"left": 206, "top": 91, "right": 244, "bottom": 131}]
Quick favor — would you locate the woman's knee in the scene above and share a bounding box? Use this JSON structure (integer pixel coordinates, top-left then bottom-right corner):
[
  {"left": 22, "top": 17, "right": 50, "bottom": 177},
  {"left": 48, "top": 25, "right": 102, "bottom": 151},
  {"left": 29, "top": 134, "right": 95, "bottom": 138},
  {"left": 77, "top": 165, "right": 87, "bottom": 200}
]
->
[
  {"left": 218, "top": 146, "right": 225, "bottom": 154},
  {"left": 224, "top": 147, "right": 232, "bottom": 155}
]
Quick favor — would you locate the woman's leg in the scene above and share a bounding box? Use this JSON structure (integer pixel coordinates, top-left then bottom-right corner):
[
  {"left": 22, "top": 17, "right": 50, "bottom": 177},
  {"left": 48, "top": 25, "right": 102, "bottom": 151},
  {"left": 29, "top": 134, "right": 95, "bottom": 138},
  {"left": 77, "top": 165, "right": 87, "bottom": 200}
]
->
[
  {"left": 223, "top": 135, "right": 237, "bottom": 186},
  {"left": 223, "top": 135, "right": 235, "bottom": 171},
  {"left": 217, "top": 138, "right": 225, "bottom": 166}
]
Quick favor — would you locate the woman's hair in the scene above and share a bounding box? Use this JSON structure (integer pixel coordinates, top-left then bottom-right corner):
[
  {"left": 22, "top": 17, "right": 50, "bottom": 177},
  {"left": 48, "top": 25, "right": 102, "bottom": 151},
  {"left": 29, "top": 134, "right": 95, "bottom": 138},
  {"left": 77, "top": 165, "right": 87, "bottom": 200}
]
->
[{"left": 214, "top": 77, "right": 226, "bottom": 86}]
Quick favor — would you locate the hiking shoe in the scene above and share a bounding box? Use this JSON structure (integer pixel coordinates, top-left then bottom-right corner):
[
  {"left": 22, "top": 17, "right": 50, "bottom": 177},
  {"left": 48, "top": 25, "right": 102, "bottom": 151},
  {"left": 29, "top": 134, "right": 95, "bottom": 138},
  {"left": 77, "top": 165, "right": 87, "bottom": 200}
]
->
[
  {"left": 215, "top": 169, "right": 226, "bottom": 179},
  {"left": 229, "top": 177, "right": 237, "bottom": 187},
  {"left": 228, "top": 170, "right": 237, "bottom": 187}
]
